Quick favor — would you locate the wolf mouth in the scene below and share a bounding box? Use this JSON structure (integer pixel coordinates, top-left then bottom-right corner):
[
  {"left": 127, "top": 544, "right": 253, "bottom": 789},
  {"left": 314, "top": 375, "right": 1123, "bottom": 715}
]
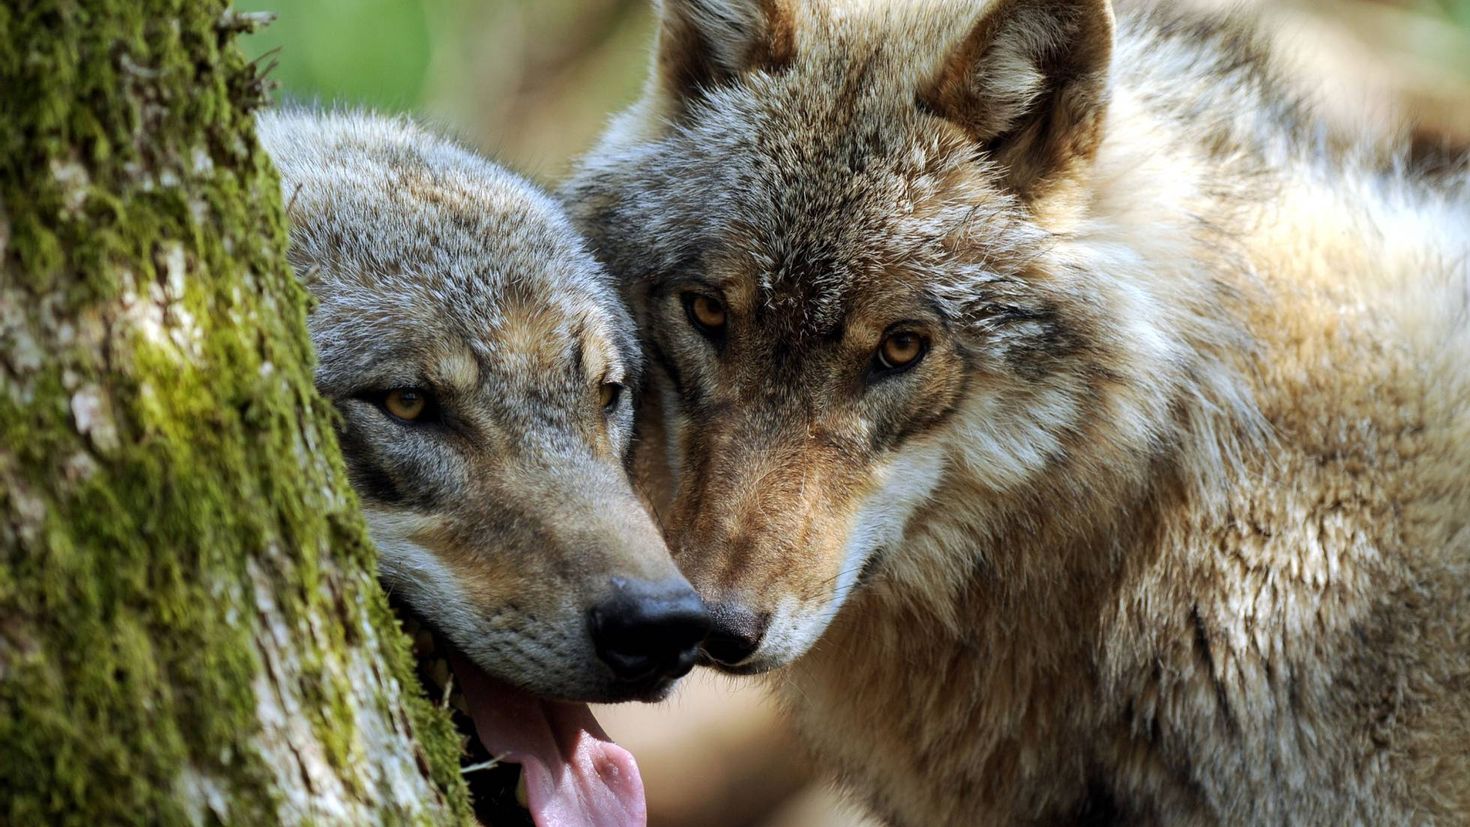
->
[
  {"left": 396, "top": 602, "right": 647, "bottom": 827},
  {"left": 696, "top": 652, "right": 777, "bottom": 676}
]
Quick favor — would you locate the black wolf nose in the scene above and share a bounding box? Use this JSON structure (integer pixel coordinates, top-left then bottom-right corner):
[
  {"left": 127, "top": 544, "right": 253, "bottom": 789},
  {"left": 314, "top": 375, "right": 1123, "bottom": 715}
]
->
[
  {"left": 701, "top": 603, "right": 768, "bottom": 668},
  {"left": 589, "top": 579, "right": 710, "bottom": 684}
]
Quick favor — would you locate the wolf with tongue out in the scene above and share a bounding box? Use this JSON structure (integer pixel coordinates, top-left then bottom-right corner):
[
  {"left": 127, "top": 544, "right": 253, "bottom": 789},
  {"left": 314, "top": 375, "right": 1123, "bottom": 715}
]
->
[{"left": 256, "top": 108, "right": 709, "bottom": 827}]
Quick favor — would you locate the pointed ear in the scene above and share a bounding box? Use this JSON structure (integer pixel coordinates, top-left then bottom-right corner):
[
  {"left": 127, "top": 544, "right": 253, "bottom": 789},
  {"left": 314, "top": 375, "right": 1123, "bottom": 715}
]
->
[
  {"left": 653, "top": 0, "right": 796, "bottom": 112},
  {"left": 921, "top": 0, "right": 1114, "bottom": 197}
]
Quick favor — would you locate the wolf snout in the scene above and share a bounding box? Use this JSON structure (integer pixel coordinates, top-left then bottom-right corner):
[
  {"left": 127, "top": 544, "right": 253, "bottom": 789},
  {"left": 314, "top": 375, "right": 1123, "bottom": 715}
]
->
[
  {"left": 700, "top": 603, "right": 769, "bottom": 670},
  {"left": 588, "top": 578, "right": 710, "bottom": 685}
]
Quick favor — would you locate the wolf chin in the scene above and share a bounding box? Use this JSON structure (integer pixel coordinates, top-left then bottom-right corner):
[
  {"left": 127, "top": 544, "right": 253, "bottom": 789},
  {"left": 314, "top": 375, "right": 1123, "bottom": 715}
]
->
[{"left": 562, "top": 0, "right": 1470, "bottom": 823}]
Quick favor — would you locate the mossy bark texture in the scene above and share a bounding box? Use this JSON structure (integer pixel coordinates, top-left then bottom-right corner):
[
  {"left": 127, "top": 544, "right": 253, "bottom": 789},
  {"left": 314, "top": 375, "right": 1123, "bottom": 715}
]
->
[{"left": 0, "top": 3, "right": 471, "bottom": 824}]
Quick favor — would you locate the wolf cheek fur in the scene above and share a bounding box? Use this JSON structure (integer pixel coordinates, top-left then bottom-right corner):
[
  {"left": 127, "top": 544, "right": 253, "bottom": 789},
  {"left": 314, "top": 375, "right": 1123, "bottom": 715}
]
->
[{"left": 564, "top": 0, "right": 1470, "bottom": 824}]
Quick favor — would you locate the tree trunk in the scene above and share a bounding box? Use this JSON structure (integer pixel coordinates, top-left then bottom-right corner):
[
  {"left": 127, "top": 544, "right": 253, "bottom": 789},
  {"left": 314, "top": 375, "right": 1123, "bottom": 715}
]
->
[{"left": 0, "top": 3, "right": 471, "bottom": 824}]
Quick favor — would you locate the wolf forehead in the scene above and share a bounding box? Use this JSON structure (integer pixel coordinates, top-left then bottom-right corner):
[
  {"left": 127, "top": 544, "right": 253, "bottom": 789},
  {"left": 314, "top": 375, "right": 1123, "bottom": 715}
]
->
[
  {"left": 259, "top": 109, "right": 637, "bottom": 370},
  {"left": 576, "top": 75, "right": 1051, "bottom": 344}
]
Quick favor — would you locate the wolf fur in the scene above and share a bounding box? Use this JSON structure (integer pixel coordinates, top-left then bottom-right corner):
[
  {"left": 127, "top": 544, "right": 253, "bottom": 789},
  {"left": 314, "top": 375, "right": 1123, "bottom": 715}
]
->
[
  {"left": 562, "top": 0, "right": 1470, "bottom": 822},
  {"left": 256, "top": 109, "right": 696, "bottom": 703}
]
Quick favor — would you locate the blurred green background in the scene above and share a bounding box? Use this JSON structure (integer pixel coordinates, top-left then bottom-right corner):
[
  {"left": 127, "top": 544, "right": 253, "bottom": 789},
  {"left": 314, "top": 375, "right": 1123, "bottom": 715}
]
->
[
  {"left": 235, "top": 0, "right": 1470, "bottom": 186},
  {"left": 235, "top": 0, "right": 654, "bottom": 183}
]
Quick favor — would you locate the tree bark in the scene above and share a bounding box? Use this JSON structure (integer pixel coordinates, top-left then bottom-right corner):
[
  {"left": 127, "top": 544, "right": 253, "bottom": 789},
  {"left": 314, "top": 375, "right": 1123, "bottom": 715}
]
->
[{"left": 0, "top": 3, "right": 471, "bottom": 824}]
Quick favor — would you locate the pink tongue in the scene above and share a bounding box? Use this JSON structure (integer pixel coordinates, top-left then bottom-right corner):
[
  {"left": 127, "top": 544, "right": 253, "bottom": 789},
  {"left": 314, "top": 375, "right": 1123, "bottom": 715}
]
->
[{"left": 449, "top": 653, "right": 646, "bottom": 827}]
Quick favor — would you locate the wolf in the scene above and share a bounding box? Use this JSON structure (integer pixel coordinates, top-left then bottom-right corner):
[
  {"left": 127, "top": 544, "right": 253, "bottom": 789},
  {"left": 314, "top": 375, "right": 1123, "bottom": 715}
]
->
[
  {"left": 257, "top": 109, "right": 709, "bottom": 827},
  {"left": 561, "top": 0, "right": 1470, "bottom": 823}
]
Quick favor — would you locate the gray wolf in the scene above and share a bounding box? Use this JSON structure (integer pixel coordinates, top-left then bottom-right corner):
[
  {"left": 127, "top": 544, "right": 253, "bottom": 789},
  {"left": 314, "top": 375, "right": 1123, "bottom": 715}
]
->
[
  {"left": 561, "top": 0, "right": 1470, "bottom": 823},
  {"left": 258, "top": 108, "right": 708, "bottom": 826}
]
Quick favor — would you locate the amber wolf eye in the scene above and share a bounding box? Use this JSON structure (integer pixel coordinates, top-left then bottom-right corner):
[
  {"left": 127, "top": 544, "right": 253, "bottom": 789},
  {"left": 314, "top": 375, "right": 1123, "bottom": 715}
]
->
[
  {"left": 599, "top": 381, "right": 624, "bottom": 413},
  {"left": 382, "top": 388, "right": 432, "bottom": 422},
  {"left": 682, "top": 292, "right": 728, "bottom": 338},
  {"left": 873, "top": 331, "right": 928, "bottom": 375}
]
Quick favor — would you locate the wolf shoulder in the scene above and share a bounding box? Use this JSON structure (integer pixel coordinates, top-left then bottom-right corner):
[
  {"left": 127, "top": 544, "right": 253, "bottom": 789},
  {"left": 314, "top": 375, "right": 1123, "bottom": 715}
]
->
[{"left": 1114, "top": 7, "right": 1470, "bottom": 474}]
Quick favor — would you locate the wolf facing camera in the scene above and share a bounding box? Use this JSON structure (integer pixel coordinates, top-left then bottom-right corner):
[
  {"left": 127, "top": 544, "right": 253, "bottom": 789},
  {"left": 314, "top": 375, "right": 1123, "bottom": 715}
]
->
[{"left": 565, "top": 0, "right": 1470, "bottom": 823}]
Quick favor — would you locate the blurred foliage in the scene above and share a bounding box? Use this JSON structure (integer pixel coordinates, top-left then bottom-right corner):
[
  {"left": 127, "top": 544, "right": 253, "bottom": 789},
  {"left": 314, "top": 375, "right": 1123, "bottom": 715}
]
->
[
  {"left": 237, "top": 0, "right": 652, "bottom": 182},
  {"left": 238, "top": 0, "right": 435, "bottom": 110},
  {"left": 236, "top": 0, "right": 1470, "bottom": 181},
  {"left": 1442, "top": 0, "right": 1470, "bottom": 26}
]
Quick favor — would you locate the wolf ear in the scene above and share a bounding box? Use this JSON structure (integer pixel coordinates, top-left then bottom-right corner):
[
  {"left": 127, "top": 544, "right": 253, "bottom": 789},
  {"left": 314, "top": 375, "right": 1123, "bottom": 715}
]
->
[
  {"left": 921, "top": 0, "right": 1114, "bottom": 197},
  {"left": 654, "top": 0, "right": 795, "bottom": 112}
]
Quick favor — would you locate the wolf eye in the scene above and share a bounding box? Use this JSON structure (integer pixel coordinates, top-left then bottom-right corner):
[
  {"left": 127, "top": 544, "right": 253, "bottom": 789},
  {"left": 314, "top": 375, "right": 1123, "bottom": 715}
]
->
[
  {"left": 382, "top": 388, "right": 431, "bottom": 422},
  {"left": 682, "top": 292, "right": 727, "bottom": 337},
  {"left": 599, "top": 382, "right": 624, "bottom": 413},
  {"left": 874, "top": 332, "right": 928, "bottom": 374}
]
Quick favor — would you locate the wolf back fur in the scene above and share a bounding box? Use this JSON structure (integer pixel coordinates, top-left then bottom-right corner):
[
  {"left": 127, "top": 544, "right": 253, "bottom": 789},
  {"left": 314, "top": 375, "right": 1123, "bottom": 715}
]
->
[{"left": 563, "top": 0, "right": 1470, "bottom": 823}]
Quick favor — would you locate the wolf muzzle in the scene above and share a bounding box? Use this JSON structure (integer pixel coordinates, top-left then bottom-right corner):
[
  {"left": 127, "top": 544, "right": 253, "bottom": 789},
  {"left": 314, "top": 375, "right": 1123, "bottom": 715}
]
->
[
  {"left": 588, "top": 576, "right": 710, "bottom": 686},
  {"left": 699, "top": 602, "right": 769, "bottom": 670}
]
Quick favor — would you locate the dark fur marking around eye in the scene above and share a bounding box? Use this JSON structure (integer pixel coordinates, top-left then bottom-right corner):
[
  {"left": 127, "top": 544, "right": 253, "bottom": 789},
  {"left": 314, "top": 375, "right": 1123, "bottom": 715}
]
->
[
  {"left": 646, "top": 340, "right": 687, "bottom": 398},
  {"left": 348, "top": 461, "right": 408, "bottom": 507},
  {"left": 974, "top": 299, "right": 1087, "bottom": 381},
  {"left": 877, "top": 387, "right": 966, "bottom": 453},
  {"left": 336, "top": 424, "right": 409, "bottom": 506}
]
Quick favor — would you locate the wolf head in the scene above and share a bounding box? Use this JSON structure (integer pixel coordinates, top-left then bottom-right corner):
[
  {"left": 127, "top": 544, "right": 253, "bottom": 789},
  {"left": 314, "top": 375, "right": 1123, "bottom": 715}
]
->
[
  {"left": 259, "top": 110, "right": 708, "bottom": 703},
  {"left": 564, "top": 0, "right": 1251, "bottom": 672}
]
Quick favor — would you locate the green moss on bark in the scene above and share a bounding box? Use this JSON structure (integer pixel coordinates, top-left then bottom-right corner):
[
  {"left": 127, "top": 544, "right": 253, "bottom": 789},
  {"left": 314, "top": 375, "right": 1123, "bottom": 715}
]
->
[{"left": 0, "top": 2, "right": 471, "bottom": 824}]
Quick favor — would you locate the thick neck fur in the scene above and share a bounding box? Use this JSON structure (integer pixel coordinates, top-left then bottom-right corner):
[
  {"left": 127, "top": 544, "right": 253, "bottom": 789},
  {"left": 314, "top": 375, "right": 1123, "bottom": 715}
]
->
[{"left": 819, "top": 12, "right": 1276, "bottom": 643}]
